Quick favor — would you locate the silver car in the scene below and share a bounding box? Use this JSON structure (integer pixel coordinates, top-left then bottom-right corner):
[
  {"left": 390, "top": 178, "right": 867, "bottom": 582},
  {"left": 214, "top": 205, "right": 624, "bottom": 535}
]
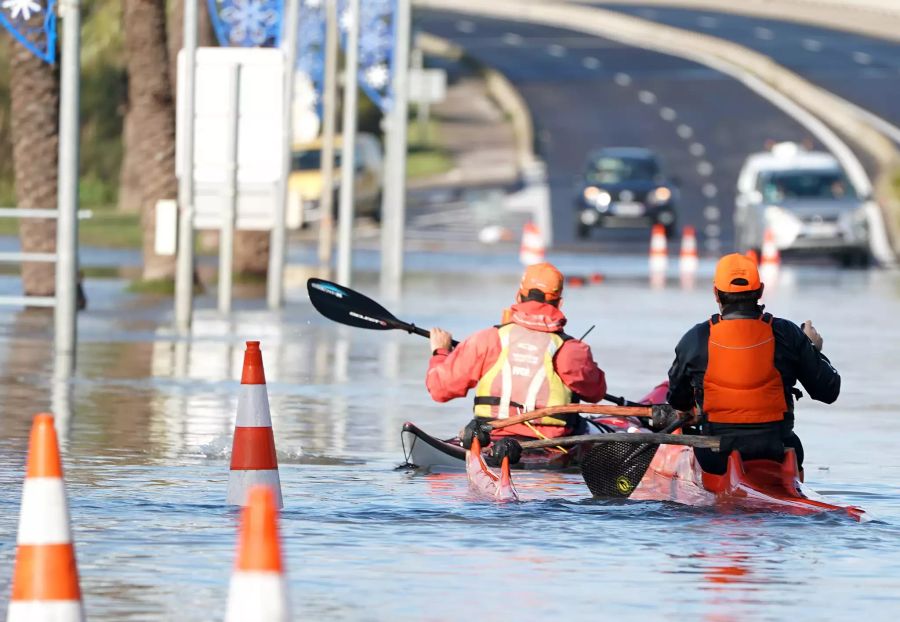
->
[{"left": 734, "top": 143, "right": 869, "bottom": 265}]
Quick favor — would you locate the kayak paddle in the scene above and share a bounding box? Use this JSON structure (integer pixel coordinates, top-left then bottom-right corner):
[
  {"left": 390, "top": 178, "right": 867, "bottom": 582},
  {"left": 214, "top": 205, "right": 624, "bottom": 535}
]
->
[{"left": 306, "top": 278, "right": 630, "bottom": 406}]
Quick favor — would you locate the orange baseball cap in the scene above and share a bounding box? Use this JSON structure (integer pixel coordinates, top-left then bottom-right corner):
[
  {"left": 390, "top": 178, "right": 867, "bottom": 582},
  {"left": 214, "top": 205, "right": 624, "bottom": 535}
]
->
[
  {"left": 714, "top": 253, "right": 761, "bottom": 292},
  {"left": 519, "top": 262, "right": 564, "bottom": 301}
]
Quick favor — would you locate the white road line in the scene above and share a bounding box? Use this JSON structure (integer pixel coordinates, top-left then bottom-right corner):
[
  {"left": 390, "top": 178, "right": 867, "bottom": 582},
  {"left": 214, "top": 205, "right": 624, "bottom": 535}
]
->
[
  {"left": 502, "top": 32, "right": 523, "bottom": 46},
  {"left": 547, "top": 44, "right": 567, "bottom": 57},
  {"left": 676, "top": 124, "right": 693, "bottom": 139},
  {"left": 702, "top": 183, "right": 718, "bottom": 198},
  {"left": 689, "top": 142, "right": 706, "bottom": 157},
  {"left": 705, "top": 223, "right": 721, "bottom": 237},
  {"left": 582, "top": 56, "right": 601, "bottom": 69},
  {"left": 754, "top": 27, "right": 774, "bottom": 41},
  {"left": 697, "top": 16, "right": 718, "bottom": 28},
  {"left": 704, "top": 205, "right": 720, "bottom": 221},
  {"left": 660, "top": 107, "right": 677, "bottom": 121},
  {"left": 801, "top": 38, "right": 823, "bottom": 52},
  {"left": 456, "top": 20, "right": 476, "bottom": 34},
  {"left": 697, "top": 161, "right": 714, "bottom": 176},
  {"left": 614, "top": 72, "right": 632, "bottom": 86},
  {"left": 638, "top": 90, "right": 656, "bottom": 104},
  {"left": 705, "top": 238, "right": 722, "bottom": 251},
  {"left": 853, "top": 51, "right": 873, "bottom": 65}
]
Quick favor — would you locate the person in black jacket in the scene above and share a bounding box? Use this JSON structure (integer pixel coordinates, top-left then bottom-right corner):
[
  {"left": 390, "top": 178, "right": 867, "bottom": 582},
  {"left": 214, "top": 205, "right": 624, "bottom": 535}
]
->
[{"left": 667, "top": 253, "right": 840, "bottom": 474}]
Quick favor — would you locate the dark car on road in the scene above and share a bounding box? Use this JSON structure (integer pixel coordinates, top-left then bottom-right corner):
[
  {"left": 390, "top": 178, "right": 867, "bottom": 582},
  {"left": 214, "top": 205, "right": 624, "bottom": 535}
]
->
[{"left": 575, "top": 147, "right": 678, "bottom": 238}]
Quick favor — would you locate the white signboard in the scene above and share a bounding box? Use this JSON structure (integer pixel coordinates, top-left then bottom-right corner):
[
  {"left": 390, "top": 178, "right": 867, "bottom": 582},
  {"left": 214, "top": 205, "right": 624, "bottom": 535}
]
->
[
  {"left": 176, "top": 47, "right": 285, "bottom": 230},
  {"left": 407, "top": 68, "right": 447, "bottom": 104}
]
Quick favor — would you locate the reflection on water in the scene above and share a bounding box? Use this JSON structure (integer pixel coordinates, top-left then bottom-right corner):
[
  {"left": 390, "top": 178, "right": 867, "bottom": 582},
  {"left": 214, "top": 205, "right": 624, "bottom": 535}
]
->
[{"left": 0, "top": 265, "right": 899, "bottom": 619}]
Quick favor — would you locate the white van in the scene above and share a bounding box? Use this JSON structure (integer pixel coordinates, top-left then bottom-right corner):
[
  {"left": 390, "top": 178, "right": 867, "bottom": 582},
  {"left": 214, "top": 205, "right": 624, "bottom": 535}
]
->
[{"left": 734, "top": 142, "right": 869, "bottom": 264}]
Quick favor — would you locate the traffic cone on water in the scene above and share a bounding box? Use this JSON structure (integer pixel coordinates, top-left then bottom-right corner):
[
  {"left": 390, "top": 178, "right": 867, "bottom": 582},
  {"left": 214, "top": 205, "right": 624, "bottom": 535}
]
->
[
  {"left": 679, "top": 226, "right": 699, "bottom": 274},
  {"left": 649, "top": 224, "right": 668, "bottom": 288},
  {"left": 225, "top": 486, "right": 290, "bottom": 622},
  {"left": 519, "top": 221, "right": 545, "bottom": 266},
  {"left": 8, "top": 414, "right": 84, "bottom": 622},
  {"left": 761, "top": 228, "right": 781, "bottom": 273},
  {"left": 745, "top": 249, "right": 760, "bottom": 265},
  {"left": 227, "top": 341, "right": 283, "bottom": 508}
]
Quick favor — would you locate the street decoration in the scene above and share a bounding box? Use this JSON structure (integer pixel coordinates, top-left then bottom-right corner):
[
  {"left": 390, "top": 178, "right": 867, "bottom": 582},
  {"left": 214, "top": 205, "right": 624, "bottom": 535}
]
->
[
  {"left": 0, "top": 0, "right": 56, "bottom": 63},
  {"left": 340, "top": 0, "right": 396, "bottom": 112},
  {"left": 208, "top": 0, "right": 284, "bottom": 47}
]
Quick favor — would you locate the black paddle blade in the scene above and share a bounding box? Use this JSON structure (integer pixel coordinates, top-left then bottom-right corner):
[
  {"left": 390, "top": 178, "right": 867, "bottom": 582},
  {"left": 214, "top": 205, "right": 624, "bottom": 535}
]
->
[
  {"left": 307, "top": 278, "right": 398, "bottom": 331},
  {"left": 580, "top": 441, "right": 660, "bottom": 498}
]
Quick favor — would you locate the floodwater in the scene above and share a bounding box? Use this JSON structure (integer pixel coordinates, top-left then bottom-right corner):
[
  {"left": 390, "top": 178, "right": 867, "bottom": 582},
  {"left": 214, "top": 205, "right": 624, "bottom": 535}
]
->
[{"left": 1, "top": 250, "right": 899, "bottom": 621}]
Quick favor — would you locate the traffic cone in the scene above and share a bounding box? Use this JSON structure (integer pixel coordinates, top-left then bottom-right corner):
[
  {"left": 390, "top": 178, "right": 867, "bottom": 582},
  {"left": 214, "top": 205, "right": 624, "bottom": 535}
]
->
[
  {"left": 227, "top": 341, "right": 283, "bottom": 508},
  {"left": 649, "top": 224, "right": 668, "bottom": 288},
  {"left": 679, "top": 226, "right": 699, "bottom": 274},
  {"left": 761, "top": 228, "right": 781, "bottom": 271},
  {"left": 225, "top": 486, "right": 290, "bottom": 622},
  {"left": 519, "top": 221, "right": 545, "bottom": 266},
  {"left": 745, "top": 249, "right": 759, "bottom": 265},
  {"left": 8, "top": 414, "right": 84, "bottom": 622}
]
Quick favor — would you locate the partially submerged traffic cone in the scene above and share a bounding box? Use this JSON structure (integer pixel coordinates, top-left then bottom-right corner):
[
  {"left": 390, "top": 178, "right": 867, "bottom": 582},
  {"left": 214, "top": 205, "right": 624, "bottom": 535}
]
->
[
  {"left": 745, "top": 249, "right": 760, "bottom": 265},
  {"left": 227, "top": 341, "right": 283, "bottom": 508},
  {"left": 679, "top": 226, "right": 699, "bottom": 274},
  {"left": 8, "top": 414, "right": 84, "bottom": 622},
  {"left": 519, "top": 221, "right": 545, "bottom": 266},
  {"left": 225, "top": 486, "right": 290, "bottom": 622},
  {"left": 649, "top": 224, "right": 668, "bottom": 288},
  {"left": 760, "top": 228, "right": 781, "bottom": 284}
]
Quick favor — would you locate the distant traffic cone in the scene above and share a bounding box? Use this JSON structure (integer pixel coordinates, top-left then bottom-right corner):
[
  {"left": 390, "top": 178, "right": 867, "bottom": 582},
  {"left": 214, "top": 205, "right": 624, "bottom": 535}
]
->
[
  {"left": 519, "top": 221, "right": 545, "bottom": 266},
  {"left": 745, "top": 249, "right": 760, "bottom": 265},
  {"left": 649, "top": 224, "right": 668, "bottom": 288},
  {"left": 225, "top": 486, "right": 290, "bottom": 622},
  {"left": 679, "top": 226, "right": 699, "bottom": 274},
  {"left": 227, "top": 341, "right": 283, "bottom": 508},
  {"left": 761, "top": 228, "right": 781, "bottom": 271},
  {"left": 8, "top": 414, "right": 84, "bottom": 622}
]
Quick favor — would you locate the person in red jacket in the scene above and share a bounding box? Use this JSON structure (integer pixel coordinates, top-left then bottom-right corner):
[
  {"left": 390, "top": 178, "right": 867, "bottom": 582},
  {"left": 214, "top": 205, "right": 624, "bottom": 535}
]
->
[{"left": 426, "top": 262, "right": 607, "bottom": 452}]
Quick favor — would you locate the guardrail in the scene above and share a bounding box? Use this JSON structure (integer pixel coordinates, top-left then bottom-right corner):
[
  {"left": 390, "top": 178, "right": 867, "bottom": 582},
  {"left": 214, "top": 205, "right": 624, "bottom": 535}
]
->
[{"left": 0, "top": 207, "right": 91, "bottom": 308}]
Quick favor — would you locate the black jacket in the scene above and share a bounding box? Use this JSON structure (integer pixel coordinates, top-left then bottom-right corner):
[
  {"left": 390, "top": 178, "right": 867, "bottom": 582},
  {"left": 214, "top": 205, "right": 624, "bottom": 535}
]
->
[{"left": 666, "top": 305, "right": 840, "bottom": 430}]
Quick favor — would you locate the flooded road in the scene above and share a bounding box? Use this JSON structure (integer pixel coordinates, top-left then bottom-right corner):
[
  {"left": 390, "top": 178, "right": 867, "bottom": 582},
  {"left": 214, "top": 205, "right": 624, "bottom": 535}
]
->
[{"left": 1, "top": 254, "right": 899, "bottom": 620}]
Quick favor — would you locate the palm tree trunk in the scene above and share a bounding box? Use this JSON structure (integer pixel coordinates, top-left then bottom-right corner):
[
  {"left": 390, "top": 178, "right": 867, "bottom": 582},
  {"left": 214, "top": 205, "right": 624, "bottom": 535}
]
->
[
  {"left": 9, "top": 37, "right": 59, "bottom": 296},
  {"left": 123, "top": 0, "right": 178, "bottom": 281}
]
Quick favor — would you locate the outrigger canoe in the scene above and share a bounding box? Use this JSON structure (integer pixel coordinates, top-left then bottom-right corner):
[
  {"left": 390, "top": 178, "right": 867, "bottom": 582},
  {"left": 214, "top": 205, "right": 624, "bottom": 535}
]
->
[{"left": 402, "top": 383, "right": 868, "bottom": 521}]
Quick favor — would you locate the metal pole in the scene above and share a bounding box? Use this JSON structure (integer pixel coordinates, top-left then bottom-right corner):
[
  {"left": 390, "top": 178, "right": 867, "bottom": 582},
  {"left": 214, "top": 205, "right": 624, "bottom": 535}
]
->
[
  {"left": 218, "top": 64, "right": 241, "bottom": 313},
  {"left": 379, "top": 0, "right": 411, "bottom": 300},
  {"left": 336, "top": 0, "right": 359, "bottom": 287},
  {"left": 317, "top": 0, "right": 339, "bottom": 277},
  {"left": 412, "top": 45, "right": 427, "bottom": 143},
  {"left": 269, "top": 0, "right": 300, "bottom": 308},
  {"left": 175, "top": 0, "right": 198, "bottom": 332},
  {"left": 55, "top": 0, "right": 81, "bottom": 370}
]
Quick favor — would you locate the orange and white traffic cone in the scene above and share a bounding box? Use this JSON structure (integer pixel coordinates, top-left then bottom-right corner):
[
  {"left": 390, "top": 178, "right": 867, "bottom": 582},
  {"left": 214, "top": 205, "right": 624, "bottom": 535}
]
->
[
  {"left": 227, "top": 341, "right": 283, "bottom": 508},
  {"left": 761, "top": 228, "right": 781, "bottom": 271},
  {"left": 649, "top": 224, "right": 668, "bottom": 288},
  {"left": 679, "top": 226, "right": 699, "bottom": 274},
  {"left": 225, "top": 486, "right": 290, "bottom": 622},
  {"left": 745, "top": 249, "right": 760, "bottom": 266},
  {"left": 8, "top": 414, "right": 84, "bottom": 622},
  {"left": 519, "top": 221, "right": 545, "bottom": 266}
]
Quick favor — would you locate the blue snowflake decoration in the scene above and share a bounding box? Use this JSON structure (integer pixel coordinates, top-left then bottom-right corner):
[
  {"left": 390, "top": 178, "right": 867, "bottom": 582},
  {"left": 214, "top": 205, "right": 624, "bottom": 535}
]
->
[
  {"left": 339, "top": 0, "right": 396, "bottom": 112},
  {"left": 208, "top": 0, "right": 284, "bottom": 48},
  {"left": 295, "top": 0, "right": 326, "bottom": 115},
  {"left": 0, "top": 0, "right": 57, "bottom": 64}
]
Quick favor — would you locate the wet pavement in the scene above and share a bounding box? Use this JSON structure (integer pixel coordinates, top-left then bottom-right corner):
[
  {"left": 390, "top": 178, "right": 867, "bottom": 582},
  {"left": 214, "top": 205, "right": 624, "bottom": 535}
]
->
[{"left": 1, "top": 252, "right": 899, "bottom": 620}]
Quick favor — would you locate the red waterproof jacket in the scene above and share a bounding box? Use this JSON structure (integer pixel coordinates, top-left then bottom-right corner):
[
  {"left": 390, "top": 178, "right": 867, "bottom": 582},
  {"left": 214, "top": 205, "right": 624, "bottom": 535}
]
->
[{"left": 426, "top": 301, "right": 606, "bottom": 438}]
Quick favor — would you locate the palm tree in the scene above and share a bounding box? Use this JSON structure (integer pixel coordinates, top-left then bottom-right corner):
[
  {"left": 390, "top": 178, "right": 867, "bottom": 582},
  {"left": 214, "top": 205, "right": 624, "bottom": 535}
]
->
[
  {"left": 8, "top": 28, "right": 59, "bottom": 296},
  {"left": 122, "top": 0, "right": 178, "bottom": 281}
]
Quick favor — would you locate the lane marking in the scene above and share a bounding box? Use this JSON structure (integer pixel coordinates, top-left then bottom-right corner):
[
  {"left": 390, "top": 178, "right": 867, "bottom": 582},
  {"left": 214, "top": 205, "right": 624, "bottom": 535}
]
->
[
  {"left": 502, "top": 32, "right": 524, "bottom": 46},
  {"left": 697, "top": 161, "right": 714, "bottom": 176},
  {"left": 456, "top": 20, "right": 476, "bottom": 34},
  {"left": 702, "top": 183, "right": 718, "bottom": 198},
  {"left": 689, "top": 142, "right": 706, "bottom": 156},
  {"left": 754, "top": 27, "right": 774, "bottom": 41},
  {"left": 676, "top": 124, "right": 693, "bottom": 139},
  {"left": 704, "top": 205, "right": 720, "bottom": 221},
  {"left": 801, "top": 38, "right": 823, "bottom": 52},
  {"left": 853, "top": 51, "right": 873, "bottom": 65},
  {"left": 705, "top": 238, "right": 722, "bottom": 251},
  {"left": 638, "top": 90, "right": 656, "bottom": 104},
  {"left": 614, "top": 72, "right": 632, "bottom": 86},
  {"left": 660, "top": 107, "right": 677, "bottom": 121},
  {"left": 582, "top": 56, "right": 601, "bottom": 69},
  {"left": 705, "top": 223, "right": 721, "bottom": 237},
  {"left": 547, "top": 44, "right": 567, "bottom": 57}
]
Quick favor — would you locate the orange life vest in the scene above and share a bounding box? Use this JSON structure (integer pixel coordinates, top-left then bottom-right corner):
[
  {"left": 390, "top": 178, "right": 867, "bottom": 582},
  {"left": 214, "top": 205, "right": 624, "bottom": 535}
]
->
[
  {"left": 703, "top": 313, "right": 787, "bottom": 425},
  {"left": 473, "top": 323, "right": 573, "bottom": 425}
]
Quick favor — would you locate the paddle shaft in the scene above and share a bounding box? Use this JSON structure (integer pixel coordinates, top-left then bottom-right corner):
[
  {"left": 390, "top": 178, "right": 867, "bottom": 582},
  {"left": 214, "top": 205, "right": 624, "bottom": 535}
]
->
[
  {"left": 521, "top": 432, "right": 720, "bottom": 451},
  {"left": 486, "top": 403, "right": 663, "bottom": 430}
]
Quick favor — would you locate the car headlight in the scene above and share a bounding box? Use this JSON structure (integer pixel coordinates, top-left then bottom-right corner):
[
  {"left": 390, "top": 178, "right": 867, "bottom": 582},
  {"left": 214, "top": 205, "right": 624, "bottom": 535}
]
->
[
  {"left": 583, "top": 186, "right": 611, "bottom": 209},
  {"left": 648, "top": 186, "right": 672, "bottom": 206},
  {"left": 764, "top": 205, "right": 802, "bottom": 247}
]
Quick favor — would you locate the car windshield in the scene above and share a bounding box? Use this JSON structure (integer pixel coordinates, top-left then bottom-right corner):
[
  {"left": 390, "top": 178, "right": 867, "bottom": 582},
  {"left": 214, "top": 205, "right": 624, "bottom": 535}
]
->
[
  {"left": 760, "top": 170, "right": 856, "bottom": 202},
  {"left": 585, "top": 156, "right": 658, "bottom": 184},
  {"left": 291, "top": 149, "right": 341, "bottom": 171}
]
